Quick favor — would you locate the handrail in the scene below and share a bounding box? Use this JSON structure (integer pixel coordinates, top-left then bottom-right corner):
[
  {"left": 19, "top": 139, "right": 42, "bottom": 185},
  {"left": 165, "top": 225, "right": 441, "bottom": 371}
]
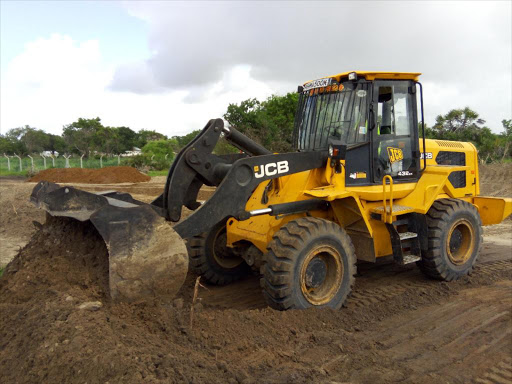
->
[
  {"left": 382, "top": 175, "right": 394, "bottom": 223},
  {"left": 416, "top": 81, "right": 427, "bottom": 172}
]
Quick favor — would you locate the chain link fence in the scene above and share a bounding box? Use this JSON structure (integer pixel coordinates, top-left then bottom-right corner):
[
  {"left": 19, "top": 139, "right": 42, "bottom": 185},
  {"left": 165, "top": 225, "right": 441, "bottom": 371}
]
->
[
  {"left": 0, "top": 155, "right": 127, "bottom": 175},
  {"left": 0, "top": 154, "right": 175, "bottom": 176}
]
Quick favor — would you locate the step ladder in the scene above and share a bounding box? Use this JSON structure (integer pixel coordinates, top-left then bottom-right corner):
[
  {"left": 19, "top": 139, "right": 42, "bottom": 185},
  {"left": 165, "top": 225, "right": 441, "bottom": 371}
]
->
[
  {"left": 386, "top": 219, "right": 421, "bottom": 265},
  {"left": 371, "top": 175, "right": 422, "bottom": 265}
]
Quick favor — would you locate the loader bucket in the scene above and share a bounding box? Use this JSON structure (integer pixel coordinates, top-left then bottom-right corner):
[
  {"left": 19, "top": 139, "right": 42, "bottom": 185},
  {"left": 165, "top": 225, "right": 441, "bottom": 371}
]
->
[{"left": 30, "top": 181, "right": 188, "bottom": 303}]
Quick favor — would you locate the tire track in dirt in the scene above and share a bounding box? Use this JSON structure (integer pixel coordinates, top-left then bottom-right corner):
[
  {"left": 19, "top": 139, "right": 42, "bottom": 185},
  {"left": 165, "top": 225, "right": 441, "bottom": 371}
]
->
[
  {"left": 345, "top": 280, "right": 512, "bottom": 384},
  {"left": 198, "top": 259, "right": 512, "bottom": 311},
  {"left": 476, "top": 357, "right": 512, "bottom": 384},
  {"left": 345, "top": 259, "right": 512, "bottom": 309}
]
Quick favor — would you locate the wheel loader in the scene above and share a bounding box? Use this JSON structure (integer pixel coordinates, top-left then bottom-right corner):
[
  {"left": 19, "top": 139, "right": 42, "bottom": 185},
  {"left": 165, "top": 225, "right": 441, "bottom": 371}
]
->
[{"left": 31, "top": 71, "right": 512, "bottom": 310}]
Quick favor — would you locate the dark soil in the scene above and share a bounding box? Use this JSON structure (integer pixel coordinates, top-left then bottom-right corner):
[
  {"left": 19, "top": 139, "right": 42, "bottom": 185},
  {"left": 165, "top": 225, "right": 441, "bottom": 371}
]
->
[
  {"left": 28, "top": 166, "right": 150, "bottom": 184},
  {"left": 1, "top": 216, "right": 511, "bottom": 384}
]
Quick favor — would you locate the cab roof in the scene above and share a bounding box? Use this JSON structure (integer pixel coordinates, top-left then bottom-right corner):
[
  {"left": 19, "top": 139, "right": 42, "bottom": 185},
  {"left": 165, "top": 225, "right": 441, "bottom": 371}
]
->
[{"left": 307, "top": 71, "right": 422, "bottom": 84}]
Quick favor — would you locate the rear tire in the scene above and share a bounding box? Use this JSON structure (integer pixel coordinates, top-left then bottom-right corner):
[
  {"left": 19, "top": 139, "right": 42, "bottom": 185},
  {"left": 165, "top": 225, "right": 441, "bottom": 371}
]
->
[
  {"left": 262, "top": 217, "right": 356, "bottom": 310},
  {"left": 187, "top": 221, "right": 250, "bottom": 285},
  {"left": 418, "top": 199, "right": 482, "bottom": 281}
]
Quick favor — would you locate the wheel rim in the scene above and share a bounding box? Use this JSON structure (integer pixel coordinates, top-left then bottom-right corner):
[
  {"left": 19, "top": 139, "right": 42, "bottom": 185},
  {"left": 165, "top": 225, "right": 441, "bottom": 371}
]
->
[
  {"left": 446, "top": 219, "right": 475, "bottom": 265},
  {"left": 300, "top": 245, "right": 343, "bottom": 305},
  {"left": 212, "top": 227, "right": 243, "bottom": 269}
]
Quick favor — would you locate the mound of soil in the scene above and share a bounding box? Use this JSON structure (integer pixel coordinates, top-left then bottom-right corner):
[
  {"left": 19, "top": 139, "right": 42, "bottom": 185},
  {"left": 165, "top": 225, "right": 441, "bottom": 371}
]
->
[
  {"left": 28, "top": 166, "right": 150, "bottom": 184},
  {"left": 479, "top": 162, "right": 512, "bottom": 197},
  {"left": 2, "top": 216, "right": 510, "bottom": 384}
]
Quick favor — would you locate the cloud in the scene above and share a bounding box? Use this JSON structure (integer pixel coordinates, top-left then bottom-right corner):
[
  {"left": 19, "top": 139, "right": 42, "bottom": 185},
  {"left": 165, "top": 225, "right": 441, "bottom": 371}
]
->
[
  {"left": 108, "top": 61, "right": 166, "bottom": 94},
  {"left": 0, "top": 34, "right": 273, "bottom": 136},
  {"left": 1, "top": 34, "right": 112, "bottom": 134},
  {"left": 113, "top": 0, "right": 511, "bottom": 130},
  {"left": 1, "top": 2, "right": 510, "bottom": 137}
]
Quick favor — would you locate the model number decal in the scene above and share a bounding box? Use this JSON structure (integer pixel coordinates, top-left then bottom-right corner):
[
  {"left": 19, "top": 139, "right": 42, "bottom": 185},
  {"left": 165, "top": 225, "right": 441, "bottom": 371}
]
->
[
  {"left": 398, "top": 170, "right": 413, "bottom": 176},
  {"left": 421, "top": 152, "right": 433, "bottom": 159},
  {"left": 254, "top": 161, "right": 289, "bottom": 178}
]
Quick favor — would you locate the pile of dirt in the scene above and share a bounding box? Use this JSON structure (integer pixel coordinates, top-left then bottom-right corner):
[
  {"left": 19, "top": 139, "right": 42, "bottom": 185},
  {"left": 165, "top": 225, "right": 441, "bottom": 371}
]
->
[
  {"left": 1, "top": 216, "right": 511, "bottom": 384},
  {"left": 28, "top": 166, "right": 150, "bottom": 184},
  {"left": 479, "top": 162, "right": 512, "bottom": 197},
  {"left": 0, "top": 181, "right": 46, "bottom": 266}
]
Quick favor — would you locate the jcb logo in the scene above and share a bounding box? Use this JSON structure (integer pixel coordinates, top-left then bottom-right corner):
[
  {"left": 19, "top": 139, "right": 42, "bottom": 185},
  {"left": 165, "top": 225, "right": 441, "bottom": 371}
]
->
[
  {"left": 387, "top": 147, "right": 404, "bottom": 164},
  {"left": 254, "top": 161, "right": 289, "bottom": 178}
]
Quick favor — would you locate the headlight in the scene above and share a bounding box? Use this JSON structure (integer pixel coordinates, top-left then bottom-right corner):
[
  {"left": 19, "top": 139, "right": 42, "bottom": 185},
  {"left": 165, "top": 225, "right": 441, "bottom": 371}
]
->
[
  {"left": 327, "top": 139, "right": 346, "bottom": 160},
  {"left": 348, "top": 72, "right": 357, "bottom": 81}
]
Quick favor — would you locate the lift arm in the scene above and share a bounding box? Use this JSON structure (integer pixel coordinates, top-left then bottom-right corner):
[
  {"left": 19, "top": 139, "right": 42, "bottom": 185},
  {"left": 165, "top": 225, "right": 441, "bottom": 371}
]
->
[{"left": 151, "top": 118, "right": 328, "bottom": 239}]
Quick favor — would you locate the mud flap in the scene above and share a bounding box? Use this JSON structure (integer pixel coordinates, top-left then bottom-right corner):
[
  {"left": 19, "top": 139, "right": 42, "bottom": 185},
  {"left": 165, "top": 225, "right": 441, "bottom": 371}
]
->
[{"left": 30, "top": 181, "right": 188, "bottom": 303}]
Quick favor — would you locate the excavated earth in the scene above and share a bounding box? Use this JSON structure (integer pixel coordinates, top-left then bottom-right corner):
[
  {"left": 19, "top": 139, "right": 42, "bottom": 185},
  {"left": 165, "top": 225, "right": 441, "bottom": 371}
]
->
[
  {"left": 28, "top": 166, "right": 151, "bottom": 184},
  {"left": 0, "top": 165, "right": 511, "bottom": 383}
]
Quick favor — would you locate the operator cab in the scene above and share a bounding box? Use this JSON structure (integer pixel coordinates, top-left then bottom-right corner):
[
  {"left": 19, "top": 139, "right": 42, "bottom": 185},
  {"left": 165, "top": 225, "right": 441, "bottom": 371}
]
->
[{"left": 293, "top": 71, "right": 423, "bottom": 186}]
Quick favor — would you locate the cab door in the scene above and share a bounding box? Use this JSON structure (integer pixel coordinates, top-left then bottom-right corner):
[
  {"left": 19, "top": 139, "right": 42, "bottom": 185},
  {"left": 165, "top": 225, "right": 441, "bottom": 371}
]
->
[{"left": 371, "top": 80, "right": 420, "bottom": 183}]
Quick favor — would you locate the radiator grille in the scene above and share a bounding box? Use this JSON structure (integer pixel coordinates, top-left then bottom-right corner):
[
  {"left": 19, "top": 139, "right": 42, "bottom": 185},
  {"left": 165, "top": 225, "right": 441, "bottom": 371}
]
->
[
  {"left": 435, "top": 151, "right": 466, "bottom": 188},
  {"left": 436, "top": 151, "right": 466, "bottom": 166},
  {"left": 435, "top": 140, "right": 464, "bottom": 149},
  {"left": 448, "top": 171, "right": 467, "bottom": 188}
]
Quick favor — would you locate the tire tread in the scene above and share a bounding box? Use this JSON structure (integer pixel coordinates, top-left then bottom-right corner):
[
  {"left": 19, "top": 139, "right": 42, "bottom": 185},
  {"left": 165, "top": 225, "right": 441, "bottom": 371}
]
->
[
  {"left": 418, "top": 198, "right": 482, "bottom": 281},
  {"left": 262, "top": 217, "right": 357, "bottom": 310}
]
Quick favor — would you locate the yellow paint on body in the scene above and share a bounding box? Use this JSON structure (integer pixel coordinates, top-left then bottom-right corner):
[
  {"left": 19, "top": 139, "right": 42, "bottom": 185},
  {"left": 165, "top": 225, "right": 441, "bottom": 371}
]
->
[{"left": 227, "top": 138, "right": 512, "bottom": 261}]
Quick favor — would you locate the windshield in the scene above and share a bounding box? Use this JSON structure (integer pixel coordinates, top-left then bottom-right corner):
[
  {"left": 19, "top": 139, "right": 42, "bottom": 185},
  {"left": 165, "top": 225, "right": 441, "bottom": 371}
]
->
[{"left": 294, "top": 82, "right": 370, "bottom": 150}]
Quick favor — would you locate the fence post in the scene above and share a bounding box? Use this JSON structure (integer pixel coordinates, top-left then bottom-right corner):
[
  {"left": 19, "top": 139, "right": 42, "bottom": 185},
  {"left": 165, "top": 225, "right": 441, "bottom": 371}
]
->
[
  {"left": 3, "top": 153, "right": 10, "bottom": 171},
  {"left": 41, "top": 155, "right": 47, "bottom": 169},
  {"left": 80, "top": 154, "right": 85, "bottom": 168},
  {"left": 100, "top": 155, "right": 104, "bottom": 168},
  {"left": 117, "top": 154, "right": 120, "bottom": 165},
  {"left": 27, "top": 155, "right": 34, "bottom": 172},
  {"left": 63, "top": 155, "right": 71, "bottom": 168},
  {"left": 14, "top": 153, "right": 22, "bottom": 171}
]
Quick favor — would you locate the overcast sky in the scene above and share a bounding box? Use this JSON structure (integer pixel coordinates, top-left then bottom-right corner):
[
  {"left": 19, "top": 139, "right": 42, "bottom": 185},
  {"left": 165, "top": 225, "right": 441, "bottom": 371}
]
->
[{"left": 1, "top": 1, "right": 510, "bottom": 137}]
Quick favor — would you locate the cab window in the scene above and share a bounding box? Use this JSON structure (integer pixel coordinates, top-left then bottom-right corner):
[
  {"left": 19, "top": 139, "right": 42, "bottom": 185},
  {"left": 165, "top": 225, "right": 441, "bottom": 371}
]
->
[{"left": 374, "top": 82, "right": 416, "bottom": 181}]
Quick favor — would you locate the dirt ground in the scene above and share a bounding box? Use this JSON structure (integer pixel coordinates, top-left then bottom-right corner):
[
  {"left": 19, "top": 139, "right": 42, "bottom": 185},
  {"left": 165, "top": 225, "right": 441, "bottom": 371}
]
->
[
  {"left": 28, "top": 166, "right": 151, "bottom": 184},
  {"left": 0, "top": 165, "right": 511, "bottom": 383}
]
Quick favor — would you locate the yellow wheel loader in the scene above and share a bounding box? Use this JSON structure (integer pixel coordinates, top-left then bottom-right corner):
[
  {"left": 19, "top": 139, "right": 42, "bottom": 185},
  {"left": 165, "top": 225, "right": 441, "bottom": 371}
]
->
[{"left": 31, "top": 71, "right": 512, "bottom": 309}]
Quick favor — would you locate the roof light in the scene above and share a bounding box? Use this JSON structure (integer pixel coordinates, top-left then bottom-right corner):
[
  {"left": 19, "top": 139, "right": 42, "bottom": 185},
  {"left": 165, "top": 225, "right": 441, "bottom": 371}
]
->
[{"left": 348, "top": 72, "right": 357, "bottom": 81}]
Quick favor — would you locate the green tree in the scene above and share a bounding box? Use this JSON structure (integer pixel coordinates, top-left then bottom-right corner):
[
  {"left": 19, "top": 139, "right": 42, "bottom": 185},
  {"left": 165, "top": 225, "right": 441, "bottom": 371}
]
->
[
  {"left": 93, "top": 126, "right": 119, "bottom": 155},
  {"left": 135, "top": 129, "right": 167, "bottom": 148},
  {"left": 5, "top": 125, "right": 50, "bottom": 154},
  {"left": 62, "top": 117, "right": 103, "bottom": 156},
  {"left": 433, "top": 107, "right": 485, "bottom": 134},
  {"left": 224, "top": 93, "right": 299, "bottom": 152},
  {"left": 500, "top": 119, "right": 512, "bottom": 161},
  {"left": 115, "top": 126, "right": 138, "bottom": 153},
  {"left": 172, "top": 129, "right": 201, "bottom": 150},
  {"left": 142, "top": 139, "right": 178, "bottom": 158},
  {"left": 47, "top": 134, "right": 68, "bottom": 154},
  {"left": 430, "top": 108, "right": 510, "bottom": 163},
  {"left": 0, "top": 134, "right": 25, "bottom": 155}
]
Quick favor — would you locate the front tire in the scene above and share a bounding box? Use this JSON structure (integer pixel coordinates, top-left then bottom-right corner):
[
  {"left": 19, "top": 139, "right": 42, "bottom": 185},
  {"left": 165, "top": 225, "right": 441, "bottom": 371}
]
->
[
  {"left": 418, "top": 199, "right": 482, "bottom": 281},
  {"left": 187, "top": 221, "right": 250, "bottom": 285},
  {"left": 262, "top": 217, "right": 356, "bottom": 310}
]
